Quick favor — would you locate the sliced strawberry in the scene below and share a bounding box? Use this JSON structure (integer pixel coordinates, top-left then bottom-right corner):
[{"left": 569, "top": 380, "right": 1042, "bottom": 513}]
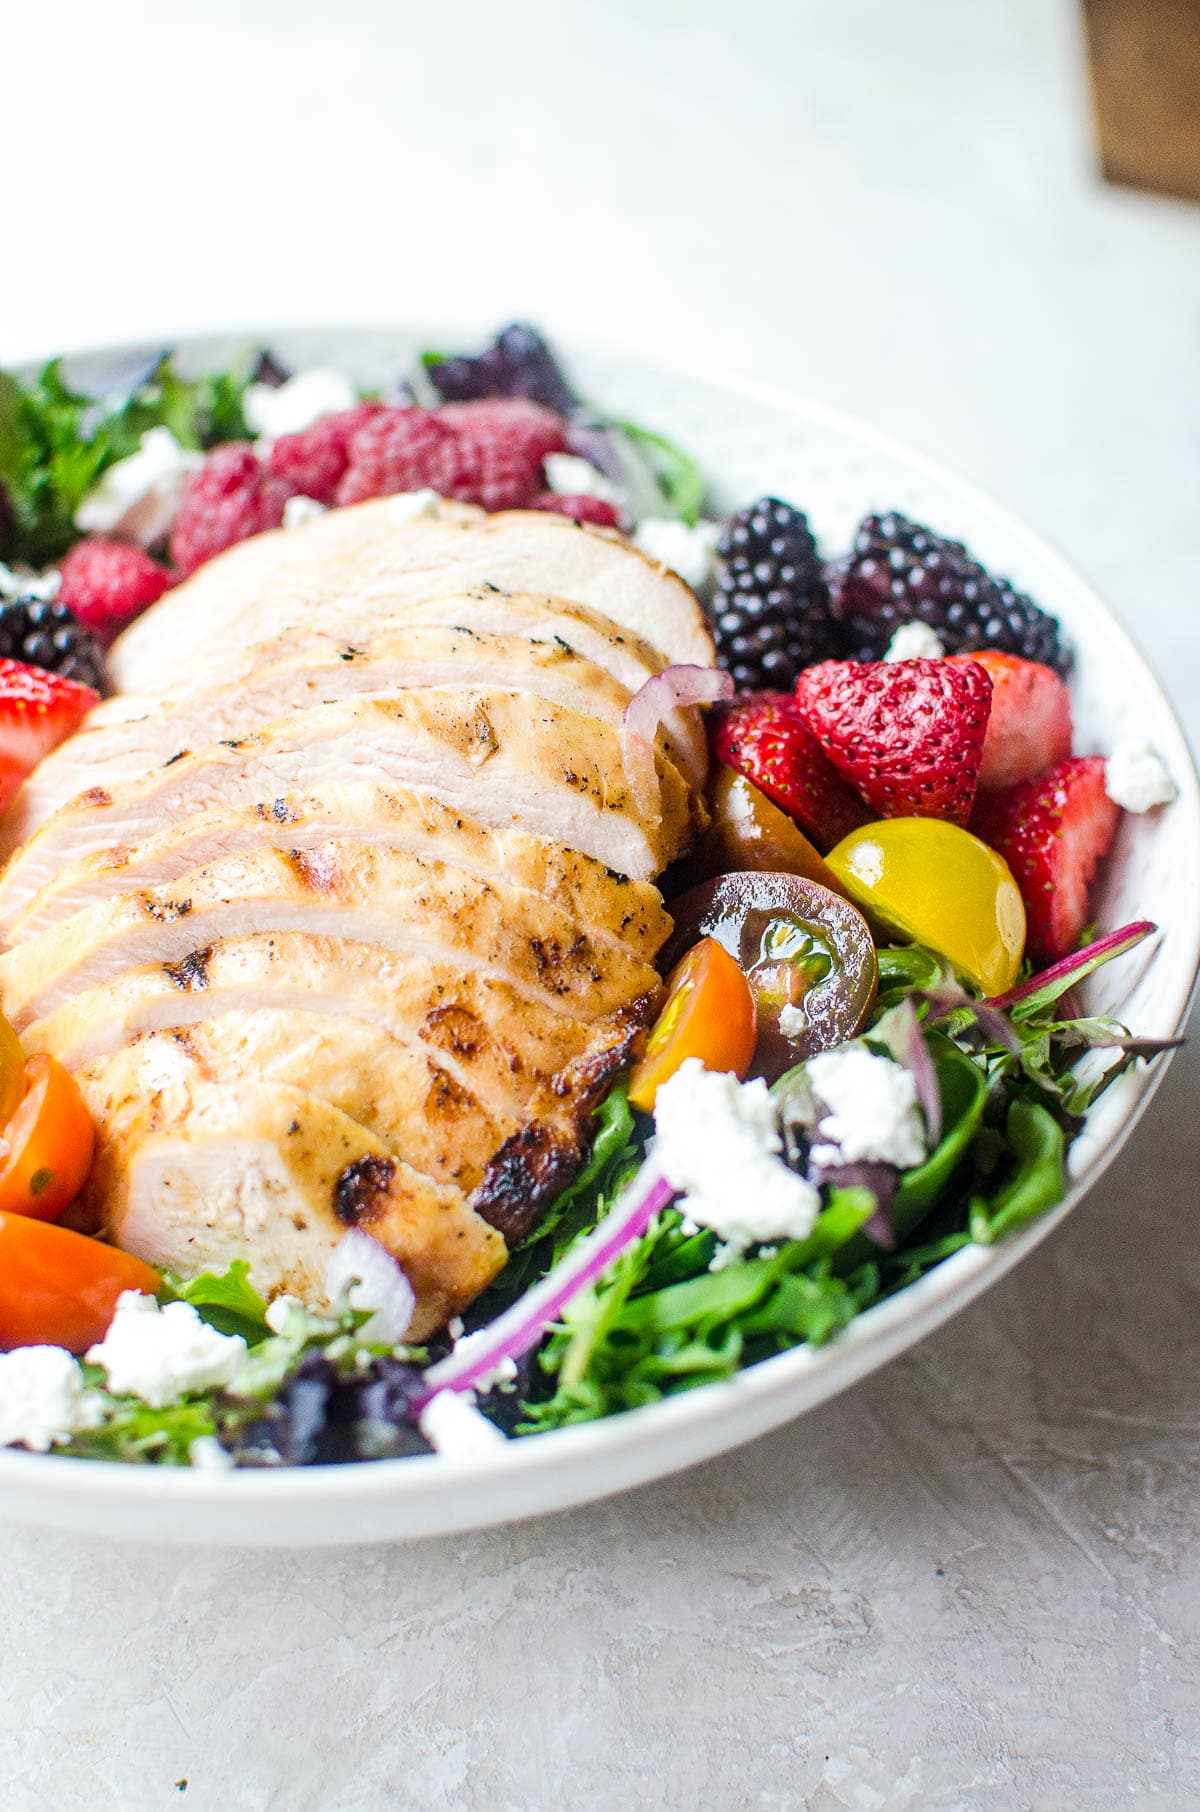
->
[
  {"left": 793, "top": 658, "right": 992, "bottom": 826},
  {"left": 712, "top": 691, "right": 870, "bottom": 851},
  {"left": 971, "top": 755, "right": 1120, "bottom": 963},
  {"left": 0, "top": 659, "right": 100, "bottom": 817},
  {"left": 948, "top": 651, "right": 1072, "bottom": 791}
]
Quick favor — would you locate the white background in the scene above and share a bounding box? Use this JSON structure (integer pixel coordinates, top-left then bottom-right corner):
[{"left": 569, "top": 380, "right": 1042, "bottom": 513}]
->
[{"left": 3, "top": 2, "right": 1199, "bottom": 1807}]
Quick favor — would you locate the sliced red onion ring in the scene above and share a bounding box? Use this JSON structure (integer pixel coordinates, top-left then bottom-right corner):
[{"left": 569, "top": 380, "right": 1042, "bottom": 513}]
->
[
  {"left": 415, "top": 1164, "right": 675, "bottom": 1407},
  {"left": 621, "top": 665, "right": 733, "bottom": 814},
  {"left": 987, "top": 921, "right": 1157, "bottom": 1012},
  {"left": 325, "top": 1230, "right": 415, "bottom": 1346}
]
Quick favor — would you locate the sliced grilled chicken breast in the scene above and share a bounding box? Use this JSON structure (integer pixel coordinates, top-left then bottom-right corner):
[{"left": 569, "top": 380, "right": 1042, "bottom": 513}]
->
[
  {"left": 0, "top": 612, "right": 707, "bottom": 860},
  {"left": 109, "top": 503, "right": 714, "bottom": 697},
  {"left": 75, "top": 1078, "right": 506, "bottom": 1339},
  {"left": 0, "top": 841, "right": 664, "bottom": 1031},
  {"left": 24, "top": 935, "right": 657, "bottom": 1080},
  {"left": 6, "top": 780, "right": 671, "bottom": 948},
  {"left": 0, "top": 690, "right": 696, "bottom": 926}
]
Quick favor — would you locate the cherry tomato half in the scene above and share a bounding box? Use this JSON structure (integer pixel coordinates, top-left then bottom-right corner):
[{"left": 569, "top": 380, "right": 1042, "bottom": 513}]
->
[
  {"left": 674, "top": 769, "right": 847, "bottom": 898},
  {"left": 0, "top": 1213, "right": 159, "bottom": 1352},
  {"left": 825, "top": 818, "right": 1026, "bottom": 996},
  {"left": 663, "top": 872, "right": 878, "bottom": 1080},
  {"left": 628, "top": 936, "right": 758, "bottom": 1112},
  {"left": 0, "top": 1054, "right": 96, "bottom": 1223}
]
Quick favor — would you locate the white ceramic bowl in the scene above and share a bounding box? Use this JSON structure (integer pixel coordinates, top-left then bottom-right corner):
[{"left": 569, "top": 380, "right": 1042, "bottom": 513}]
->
[{"left": 1, "top": 328, "right": 1196, "bottom": 1546}]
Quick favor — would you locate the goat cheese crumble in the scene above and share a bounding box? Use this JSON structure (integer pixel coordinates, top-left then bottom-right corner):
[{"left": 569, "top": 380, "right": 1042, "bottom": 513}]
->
[
  {"left": 543, "top": 452, "right": 622, "bottom": 507},
  {"left": 384, "top": 488, "right": 443, "bottom": 524},
  {"left": 0, "top": 1346, "right": 104, "bottom": 1452},
  {"left": 283, "top": 494, "right": 328, "bottom": 530},
  {"left": 653, "top": 1058, "right": 821, "bottom": 1259},
  {"left": 885, "top": 620, "right": 945, "bottom": 661},
  {"left": 634, "top": 517, "right": 722, "bottom": 590},
  {"left": 1104, "top": 740, "right": 1178, "bottom": 814},
  {"left": 790, "top": 1046, "right": 927, "bottom": 1171},
  {"left": 243, "top": 367, "right": 358, "bottom": 442},
  {"left": 418, "top": 1388, "right": 507, "bottom": 1456},
  {"left": 75, "top": 426, "right": 202, "bottom": 546},
  {"left": 0, "top": 562, "right": 60, "bottom": 602},
  {"left": 87, "top": 1292, "right": 249, "bottom": 1408}
]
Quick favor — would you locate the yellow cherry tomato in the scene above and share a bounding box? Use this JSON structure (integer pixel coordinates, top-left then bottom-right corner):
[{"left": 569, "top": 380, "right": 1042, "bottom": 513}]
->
[
  {"left": 825, "top": 818, "right": 1026, "bottom": 996},
  {"left": 0, "top": 1013, "right": 27, "bottom": 1131},
  {"left": 628, "top": 937, "right": 758, "bottom": 1113}
]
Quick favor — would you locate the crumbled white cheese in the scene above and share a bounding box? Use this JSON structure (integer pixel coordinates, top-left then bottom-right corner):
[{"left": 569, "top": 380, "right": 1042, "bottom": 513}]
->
[
  {"left": 283, "top": 494, "right": 328, "bottom": 530},
  {"left": 634, "top": 517, "right": 722, "bottom": 590},
  {"left": 87, "top": 1291, "right": 248, "bottom": 1409},
  {"left": 446, "top": 1316, "right": 466, "bottom": 1341},
  {"left": 0, "top": 1346, "right": 103, "bottom": 1451},
  {"left": 885, "top": 620, "right": 945, "bottom": 661},
  {"left": 653, "top": 1058, "right": 821, "bottom": 1258},
  {"left": 543, "top": 452, "right": 622, "bottom": 507},
  {"left": 188, "top": 1435, "right": 235, "bottom": 1472},
  {"left": 75, "top": 426, "right": 202, "bottom": 546},
  {"left": 799, "top": 1047, "right": 927, "bottom": 1170},
  {"left": 0, "top": 561, "right": 61, "bottom": 602},
  {"left": 778, "top": 1003, "right": 809, "bottom": 1042},
  {"left": 385, "top": 488, "right": 443, "bottom": 524},
  {"left": 418, "top": 1389, "right": 507, "bottom": 1457},
  {"left": 243, "top": 367, "right": 358, "bottom": 442},
  {"left": 1104, "top": 740, "right": 1178, "bottom": 814},
  {"left": 264, "top": 1294, "right": 302, "bottom": 1334}
]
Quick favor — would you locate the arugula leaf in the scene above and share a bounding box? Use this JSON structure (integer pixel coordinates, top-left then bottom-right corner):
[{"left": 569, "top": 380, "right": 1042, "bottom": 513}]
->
[
  {"left": 969, "top": 1100, "right": 1066, "bottom": 1245},
  {"left": 158, "top": 1259, "right": 270, "bottom": 1343}
]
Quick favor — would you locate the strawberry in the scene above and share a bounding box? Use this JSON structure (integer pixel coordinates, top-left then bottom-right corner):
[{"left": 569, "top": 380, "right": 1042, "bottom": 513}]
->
[
  {"left": 971, "top": 755, "right": 1120, "bottom": 963},
  {"left": 712, "top": 691, "right": 870, "bottom": 851},
  {"left": 793, "top": 658, "right": 992, "bottom": 826},
  {"left": 0, "top": 659, "right": 100, "bottom": 817},
  {"left": 948, "top": 651, "right": 1072, "bottom": 791}
]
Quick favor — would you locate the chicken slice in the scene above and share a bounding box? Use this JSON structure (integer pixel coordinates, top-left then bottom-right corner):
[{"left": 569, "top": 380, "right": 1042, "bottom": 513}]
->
[
  {"left": 0, "top": 612, "right": 706, "bottom": 859},
  {"left": 108, "top": 502, "right": 714, "bottom": 697},
  {"left": 0, "top": 841, "right": 664, "bottom": 1031},
  {"left": 75, "top": 1078, "right": 506, "bottom": 1339},
  {"left": 0, "top": 690, "right": 697, "bottom": 925},
  {"left": 75, "top": 990, "right": 641, "bottom": 1199},
  {"left": 24, "top": 934, "right": 657, "bottom": 1080},
  {"left": 5, "top": 779, "right": 671, "bottom": 949}
]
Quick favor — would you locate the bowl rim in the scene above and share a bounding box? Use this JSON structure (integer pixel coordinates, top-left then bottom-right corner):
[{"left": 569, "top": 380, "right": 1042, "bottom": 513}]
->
[{"left": 1, "top": 326, "right": 1197, "bottom": 1528}]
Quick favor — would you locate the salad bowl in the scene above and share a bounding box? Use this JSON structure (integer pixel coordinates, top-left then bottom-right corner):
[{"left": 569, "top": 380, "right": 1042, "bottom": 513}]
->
[{"left": 0, "top": 326, "right": 1196, "bottom": 1546}]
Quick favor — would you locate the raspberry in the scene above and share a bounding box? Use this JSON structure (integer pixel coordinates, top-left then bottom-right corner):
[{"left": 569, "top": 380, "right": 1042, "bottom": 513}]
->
[
  {"left": 267, "top": 402, "right": 384, "bottom": 505},
  {"left": 336, "top": 399, "right": 567, "bottom": 512},
  {"left": 57, "top": 537, "right": 170, "bottom": 635},
  {"left": 335, "top": 409, "right": 461, "bottom": 507},
  {"left": 169, "top": 445, "right": 297, "bottom": 576},
  {"left": 532, "top": 492, "right": 621, "bottom": 528}
]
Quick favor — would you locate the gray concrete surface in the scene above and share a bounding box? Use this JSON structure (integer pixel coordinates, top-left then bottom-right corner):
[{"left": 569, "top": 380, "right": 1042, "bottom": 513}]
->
[{"left": 2, "top": 1, "right": 1198, "bottom": 1806}]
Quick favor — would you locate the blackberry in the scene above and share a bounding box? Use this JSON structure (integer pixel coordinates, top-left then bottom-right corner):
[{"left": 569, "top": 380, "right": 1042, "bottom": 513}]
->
[
  {"left": 711, "top": 497, "right": 840, "bottom": 690},
  {"left": 0, "top": 595, "right": 106, "bottom": 691},
  {"left": 426, "top": 322, "right": 577, "bottom": 416},
  {"left": 828, "top": 511, "right": 1071, "bottom": 675}
]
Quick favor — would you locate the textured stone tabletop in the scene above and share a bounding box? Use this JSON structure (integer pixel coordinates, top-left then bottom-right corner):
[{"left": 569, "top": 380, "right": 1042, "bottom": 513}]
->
[{"left": 2, "top": 2, "right": 1199, "bottom": 1807}]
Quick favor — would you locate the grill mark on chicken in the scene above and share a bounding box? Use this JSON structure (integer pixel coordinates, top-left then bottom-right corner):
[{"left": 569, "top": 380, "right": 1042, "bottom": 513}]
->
[
  {"left": 470, "top": 1123, "right": 580, "bottom": 1243},
  {"left": 139, "top": 895, "right": 192, "bottom": 922},
  {"left": 256, "top": 798, "right": 299, "bottom": 824},
  {"left": 163, "top": 947, "right": 212, "bottom": 991},
  {"left": 287, "top": 848, "right": 339, "bottom": 893},
  {"left": 80, "top": 787, "right": 111, "bottom": 808},
  {"left": 333, "top": 1155, "right": 397, "bottom": 1226}
]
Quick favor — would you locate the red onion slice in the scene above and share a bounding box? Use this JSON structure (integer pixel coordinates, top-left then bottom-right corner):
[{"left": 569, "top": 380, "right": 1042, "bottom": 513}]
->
[
  {"left": 325, "top": 1230, "right": 416, "bottom": 1346},
  {"left": 415, "top": 1164, "right": 675, "bottom": 1407},
  {"left": 621, "top": 665, "right": 733, "bottom": 815}
]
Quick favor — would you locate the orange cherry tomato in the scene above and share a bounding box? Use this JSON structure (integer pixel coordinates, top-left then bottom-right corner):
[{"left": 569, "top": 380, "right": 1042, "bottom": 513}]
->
[
  {"left": 628, "top": 936, "right": 757, "bottom": 1113},
  {"left": 0, "top": 1212, "right": 159, "bottom": 1352},
  {"left": 0, "top": 1012, "right": 26, "bottom": 1130},
  {"left": 0, "top": 1054, "right": 96, "bottom": 1223}
]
